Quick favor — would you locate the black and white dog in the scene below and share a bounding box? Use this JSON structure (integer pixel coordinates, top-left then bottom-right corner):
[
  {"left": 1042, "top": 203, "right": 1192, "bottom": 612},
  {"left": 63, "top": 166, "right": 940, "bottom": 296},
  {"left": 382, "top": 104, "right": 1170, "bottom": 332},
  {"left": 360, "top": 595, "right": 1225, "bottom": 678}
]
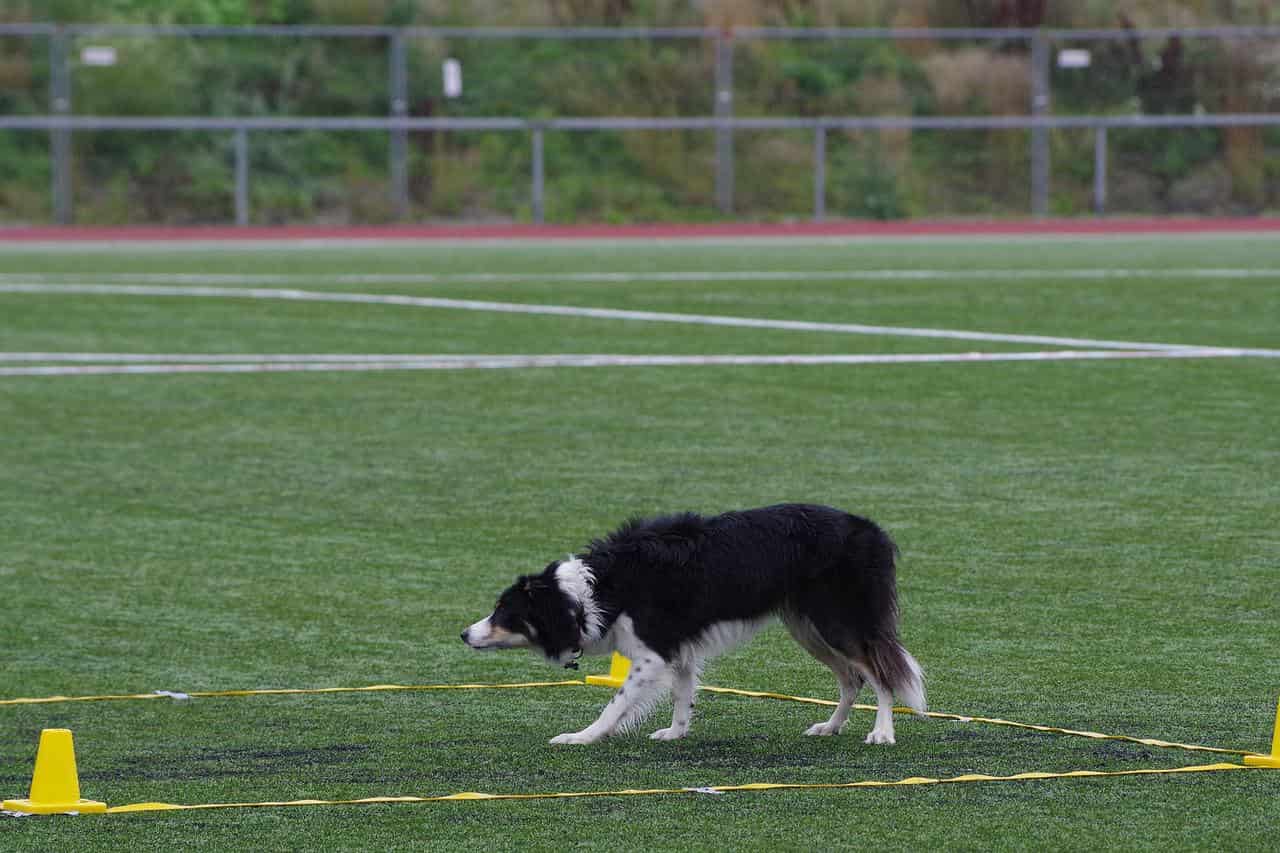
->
[{"left": 462, "top": 504, "right": 925, "bottom": 745}]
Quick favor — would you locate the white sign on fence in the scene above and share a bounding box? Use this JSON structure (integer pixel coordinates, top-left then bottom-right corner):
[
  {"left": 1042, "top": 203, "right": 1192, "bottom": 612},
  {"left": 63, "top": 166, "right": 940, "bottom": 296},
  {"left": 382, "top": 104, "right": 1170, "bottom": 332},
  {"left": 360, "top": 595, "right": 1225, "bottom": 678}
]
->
[
  {"left": 1057, "top": 49, "right": 1092, "bottom": 69},
  {"left": 443, "top": 59, "right": 463, "bottom": 98},
  {"left": 80, "top": 46, "right": 118, "bottom": 67}
]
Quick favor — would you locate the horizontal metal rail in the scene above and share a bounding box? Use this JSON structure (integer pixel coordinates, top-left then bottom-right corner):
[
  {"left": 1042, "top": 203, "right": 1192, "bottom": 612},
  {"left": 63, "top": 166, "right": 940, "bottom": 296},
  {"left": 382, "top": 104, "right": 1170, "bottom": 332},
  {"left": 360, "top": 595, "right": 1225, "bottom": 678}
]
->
[
  {"left": 735, "top": 25, "right": 1280, "bottom": 40},
  {"left": 3, "top": 114, "right": 1278, "bottom": 132},
  {"left": 549, "top": 114, "right": 1280, "bottom": 131},
  {"left": 0, "top": 116, "right": 529, "bottom": 131},
  {"left": 0, "top": 23, "right": 55, "bottom": 35},
  {"left": 399, "top": 26, "right": 717, "bottom": 39},
  {"left": 4, "top": 23, "right": 1280, "bottom": 39},
  {"left": 1035, "top": 25, "right": 1280, "bottom": 41},
  {"left": 734, "top": 27, "right": 1039, "bottom": 40},
  {"left": 0, "top": 23, "right": 717, "bottom": 39}
]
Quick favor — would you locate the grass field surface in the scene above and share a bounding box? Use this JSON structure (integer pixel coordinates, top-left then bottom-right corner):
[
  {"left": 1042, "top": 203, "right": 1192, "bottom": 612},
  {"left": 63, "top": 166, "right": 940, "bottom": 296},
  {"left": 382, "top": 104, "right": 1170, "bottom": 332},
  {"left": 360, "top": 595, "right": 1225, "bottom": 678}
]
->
[{"left": 1, "top": 233, "right": 1277, "bottom": 850}]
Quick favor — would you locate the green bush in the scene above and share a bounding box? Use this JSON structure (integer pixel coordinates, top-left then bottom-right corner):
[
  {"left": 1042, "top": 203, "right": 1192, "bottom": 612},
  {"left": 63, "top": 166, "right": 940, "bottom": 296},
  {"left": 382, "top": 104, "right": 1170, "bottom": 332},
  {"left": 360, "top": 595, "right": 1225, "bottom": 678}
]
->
[{"left": 1, "top": 1, "right": 1276, "bottom": 222}]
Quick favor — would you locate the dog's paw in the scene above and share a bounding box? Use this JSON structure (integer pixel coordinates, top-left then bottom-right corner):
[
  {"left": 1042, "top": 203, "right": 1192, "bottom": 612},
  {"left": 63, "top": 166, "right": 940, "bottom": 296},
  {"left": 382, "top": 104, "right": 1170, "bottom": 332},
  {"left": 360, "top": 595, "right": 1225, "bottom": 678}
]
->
[
  {"left": 864, "top": 728, "right": 896, "bottom": 745},
  {"left": 648, "top": 726, "right": 688, "bottom": 741},
  {"left": 549, "top": 731, "right": 598, "bottom": 745},
  {"left": 803, "top": 720, "right": 845, "bottom": 737}
]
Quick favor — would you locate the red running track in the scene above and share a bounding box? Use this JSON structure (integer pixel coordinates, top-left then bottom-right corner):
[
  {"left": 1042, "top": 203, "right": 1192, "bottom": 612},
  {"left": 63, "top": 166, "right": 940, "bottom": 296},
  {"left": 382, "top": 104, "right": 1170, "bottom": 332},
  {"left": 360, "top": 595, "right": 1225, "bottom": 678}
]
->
[{"left": 1, "top": 219, "right": 1279, "bottom": 242}]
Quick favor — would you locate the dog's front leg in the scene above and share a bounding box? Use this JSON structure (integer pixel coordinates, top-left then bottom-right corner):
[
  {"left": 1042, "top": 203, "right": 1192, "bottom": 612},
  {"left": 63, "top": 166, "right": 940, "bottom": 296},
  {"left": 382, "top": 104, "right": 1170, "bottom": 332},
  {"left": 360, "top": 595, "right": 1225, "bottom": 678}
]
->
[
  {"left": 550, "top": 652, "right": 668, "bottom": 745},
  {"left": 649, "top": 662, "right": 696, "bottom": 740}
]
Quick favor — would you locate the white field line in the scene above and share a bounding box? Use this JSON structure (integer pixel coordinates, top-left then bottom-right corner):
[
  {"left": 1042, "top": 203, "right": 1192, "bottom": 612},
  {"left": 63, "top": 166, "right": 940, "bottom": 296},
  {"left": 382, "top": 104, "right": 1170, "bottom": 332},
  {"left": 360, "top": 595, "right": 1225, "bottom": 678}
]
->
[
  {"left": 0, "top": 353, "right": 504, "bottom": 363},
  {"left": 2, "top": 282, "right": 1264, "bottom": 354},
  {"left": 2, "top": 232, "right": 1279, "bottom": 252},
  {"left": 0, "top": 349, "right": 1269, "bottom": 377},
  {"left": 1, "top": 269, "right": 1278, "bottom": 286}
]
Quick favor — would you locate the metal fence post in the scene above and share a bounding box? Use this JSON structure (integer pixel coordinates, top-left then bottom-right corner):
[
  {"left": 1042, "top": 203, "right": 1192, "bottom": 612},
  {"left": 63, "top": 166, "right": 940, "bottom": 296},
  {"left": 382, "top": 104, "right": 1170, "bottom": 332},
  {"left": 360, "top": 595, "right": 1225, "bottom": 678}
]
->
[
  {"left": 388, "top": 31, "right": 409, "bottom": 221},
  {"left": 812, "top": 124, "right": 826, "bottom": 222},
  {"left": 49, "top": 25, "right": 72, "bottom": 225},
  {"left": 531, "top": 123, "right": 544, "bottom": 224},
  {"left": 1030, "top": 30, "right": 1050, "bottom": 217},
  {"left": 1093, "top": 125, "right": 1107, "bottom": 215},
  {"left": 234, "top": 128, "right": 250, "bottom": 226},
  {"left": 714, "top": 31, "right": 734, "bottom": 215}
]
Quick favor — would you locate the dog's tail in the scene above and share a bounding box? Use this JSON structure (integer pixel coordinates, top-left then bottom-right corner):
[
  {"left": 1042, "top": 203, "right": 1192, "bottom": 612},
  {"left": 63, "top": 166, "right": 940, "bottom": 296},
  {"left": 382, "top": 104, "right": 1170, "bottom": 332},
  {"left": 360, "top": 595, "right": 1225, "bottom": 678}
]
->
[
  {"left": 851, "top": 520, "right": 927, "bottom": 716},
  {"left": 869, "top": 641, "right": 927, "bottom": 717}
]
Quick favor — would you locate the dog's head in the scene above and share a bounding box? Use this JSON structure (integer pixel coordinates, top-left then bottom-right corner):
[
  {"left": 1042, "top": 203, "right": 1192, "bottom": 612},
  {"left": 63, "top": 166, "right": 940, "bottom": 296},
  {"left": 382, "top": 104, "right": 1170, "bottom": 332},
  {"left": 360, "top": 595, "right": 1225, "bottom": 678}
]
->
[{"left": 461, "top": 561, "right": 585, "bottom": 669}]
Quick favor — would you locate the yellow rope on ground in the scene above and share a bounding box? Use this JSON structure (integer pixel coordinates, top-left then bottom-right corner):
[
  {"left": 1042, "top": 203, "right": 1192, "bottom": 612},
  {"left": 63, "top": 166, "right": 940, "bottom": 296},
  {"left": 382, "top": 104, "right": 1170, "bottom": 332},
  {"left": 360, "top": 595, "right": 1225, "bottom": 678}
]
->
[
  {"left": 100, "top": 761, "right": 1262, "bottom": 814},
  {"left": 0, "top": 678, "right": 1256, "bottom": 756},
  {"left": 3, "top": 678, "right": 1274, "bottom": 817},
  {"left": 0, "top": 680, "right": 587, "bottom": 706},
  {"left": 698, "top": 686, "right": 1254, "bottom": 757}
]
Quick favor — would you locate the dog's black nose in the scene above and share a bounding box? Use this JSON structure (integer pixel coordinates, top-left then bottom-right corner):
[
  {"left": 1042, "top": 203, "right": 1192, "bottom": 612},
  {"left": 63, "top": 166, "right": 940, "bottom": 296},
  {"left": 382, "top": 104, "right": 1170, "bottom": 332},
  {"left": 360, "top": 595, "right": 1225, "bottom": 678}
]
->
[{"left": 460, "top": 630, "right": 468, "bottom": 643}]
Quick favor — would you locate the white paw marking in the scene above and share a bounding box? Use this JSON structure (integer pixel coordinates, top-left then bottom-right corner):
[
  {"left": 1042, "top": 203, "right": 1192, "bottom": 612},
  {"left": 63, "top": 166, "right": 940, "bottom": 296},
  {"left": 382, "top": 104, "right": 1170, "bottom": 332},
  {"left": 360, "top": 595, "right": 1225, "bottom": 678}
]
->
[
  {"left": 649, "top": 727, "right": 687, "bottom": 741},
  {"left": 550, "top": 731, "right": 599, "bottom": 745},
  {"left": 804, "top": 721, "right": 845, "bottom": 737},
  {"left": 864, "top": 728, "right": 896, "bottom": 745}
]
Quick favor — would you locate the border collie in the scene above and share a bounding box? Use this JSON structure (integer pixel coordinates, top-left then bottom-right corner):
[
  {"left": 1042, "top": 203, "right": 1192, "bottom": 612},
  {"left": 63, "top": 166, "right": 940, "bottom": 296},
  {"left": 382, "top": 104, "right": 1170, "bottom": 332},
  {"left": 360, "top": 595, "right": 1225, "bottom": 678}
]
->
[{"left": 462, "top": 503, "right": 925, "bottom": 745}]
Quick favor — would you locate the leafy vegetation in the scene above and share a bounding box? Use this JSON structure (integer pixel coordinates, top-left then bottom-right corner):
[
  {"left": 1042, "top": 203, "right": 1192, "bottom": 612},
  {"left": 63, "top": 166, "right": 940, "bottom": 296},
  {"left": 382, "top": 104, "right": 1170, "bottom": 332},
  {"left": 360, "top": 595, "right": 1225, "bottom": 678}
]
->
[{"left": 1, "top": 1, "right": 1277, "bottom": 223}]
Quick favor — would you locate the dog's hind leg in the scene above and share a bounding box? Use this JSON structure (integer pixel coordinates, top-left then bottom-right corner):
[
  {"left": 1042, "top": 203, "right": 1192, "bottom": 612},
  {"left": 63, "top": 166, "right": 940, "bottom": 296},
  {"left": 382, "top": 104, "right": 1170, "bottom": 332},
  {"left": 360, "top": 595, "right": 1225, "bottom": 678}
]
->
[
  {"left": 856, "top": 666, "right": 898, "bottom": 745},
  {"left": 550, "top": 648, "right": 669, "bottom": 745},
  {"left": 812, "top": 635, "right": 909, "bottom": 745},
  {"left": 782, "top": 612, "right": 865, "bottom": 736},
  {"left": 649, "top": 661, "right": 697, "bottom": 741},
  {"left": 806, "top": 663, "right": 864, "bottom": 737}
]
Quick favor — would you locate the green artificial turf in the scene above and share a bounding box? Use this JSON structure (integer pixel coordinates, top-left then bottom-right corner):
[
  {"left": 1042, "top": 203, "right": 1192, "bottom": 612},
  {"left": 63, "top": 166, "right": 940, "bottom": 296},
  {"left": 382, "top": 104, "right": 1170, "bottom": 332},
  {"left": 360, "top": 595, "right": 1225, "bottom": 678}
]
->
[{"left": 1, "top": 235, "right": 1277, "bottom": 850}]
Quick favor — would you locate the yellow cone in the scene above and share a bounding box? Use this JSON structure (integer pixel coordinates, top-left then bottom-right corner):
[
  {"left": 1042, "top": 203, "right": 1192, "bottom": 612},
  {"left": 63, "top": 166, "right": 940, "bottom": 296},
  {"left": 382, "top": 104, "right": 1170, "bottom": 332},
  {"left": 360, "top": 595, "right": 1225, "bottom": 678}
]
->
[
  {"left": 3, "top": 728, "right": 107, "bottom": 815},
  {"left": 1243, "top": 696, "right": 1280, "bottom": 768},
  {"left": 585, "top": 652, "right": 631, "bottom": 688}
]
